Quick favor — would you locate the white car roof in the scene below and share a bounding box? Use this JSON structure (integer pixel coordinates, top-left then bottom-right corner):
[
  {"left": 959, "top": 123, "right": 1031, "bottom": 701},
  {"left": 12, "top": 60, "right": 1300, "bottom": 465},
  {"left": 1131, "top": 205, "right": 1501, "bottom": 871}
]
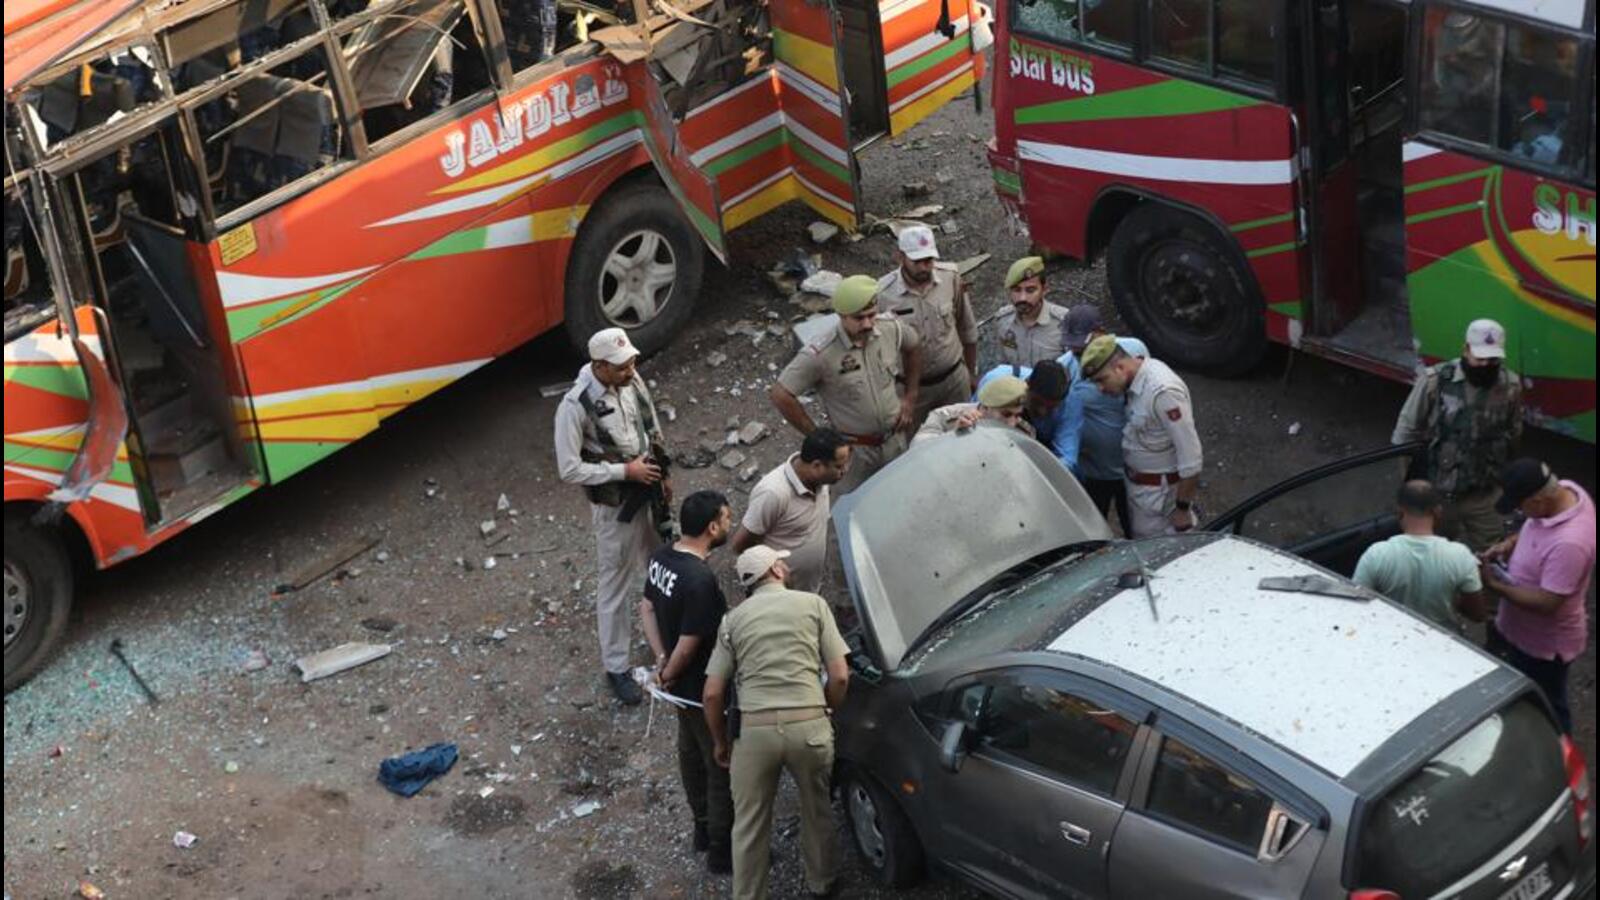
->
[{"left": 1047, "top": 537, "right": 1498, "bottom": 779}]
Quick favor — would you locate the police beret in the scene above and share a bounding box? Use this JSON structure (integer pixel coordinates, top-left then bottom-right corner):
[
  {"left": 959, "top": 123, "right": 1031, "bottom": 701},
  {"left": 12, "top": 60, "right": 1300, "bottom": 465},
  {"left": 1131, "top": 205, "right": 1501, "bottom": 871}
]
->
[
  {"left": 832, "top": 275, "right": 880, "bottom": 315},
  {"left": 977, "top": 374, "right": 1028, "bottom": 408},
  {"left": 1005, "top": 256, "right": 1046, "bottom": 289},
  {"left": 1079, "top": 334, "right": 1119, "bottom": 378}
]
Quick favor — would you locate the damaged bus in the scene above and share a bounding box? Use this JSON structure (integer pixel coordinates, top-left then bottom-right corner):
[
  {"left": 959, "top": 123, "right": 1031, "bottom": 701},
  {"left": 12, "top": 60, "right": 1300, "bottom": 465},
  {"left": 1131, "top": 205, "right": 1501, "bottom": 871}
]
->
[{"left": 3, "top": 0, "right": 986, "bottom": 688}]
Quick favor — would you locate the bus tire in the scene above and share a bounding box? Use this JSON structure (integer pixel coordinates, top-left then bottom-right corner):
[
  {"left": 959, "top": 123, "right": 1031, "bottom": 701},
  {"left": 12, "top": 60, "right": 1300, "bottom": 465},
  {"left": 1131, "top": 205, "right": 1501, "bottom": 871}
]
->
[
  {"left": 1107, "top": 203, "right": 1266, "bottom": 376},
  {"left": 4, "top": 508, "right": 74, "bottom": 693},
  {"left": 564, "top": 183, "right": 705, "bottom": 356}
]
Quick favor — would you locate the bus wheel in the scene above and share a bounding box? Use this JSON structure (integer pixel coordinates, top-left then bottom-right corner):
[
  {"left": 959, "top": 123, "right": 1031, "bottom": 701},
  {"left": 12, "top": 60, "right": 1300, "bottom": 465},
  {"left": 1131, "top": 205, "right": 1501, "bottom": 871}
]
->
[
  {"left": 1107, "top": 203, "right": 1266, "bottom": 376},
  {"left": 564, "top": 183, "right": 705, "bottom": 356},
  {"left": 4, "top": 508, "right": 74, "bottom": 693}
]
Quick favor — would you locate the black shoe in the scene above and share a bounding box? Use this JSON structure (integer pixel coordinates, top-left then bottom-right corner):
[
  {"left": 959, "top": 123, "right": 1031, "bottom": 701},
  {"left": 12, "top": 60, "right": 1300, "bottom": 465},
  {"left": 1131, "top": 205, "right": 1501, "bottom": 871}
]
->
[
  {"left": 706, "top": 841, "right": 732, "bottom": 874},
  {"left": 692, "top": 822, "right": 710, "bottom": 853},
  {"left": 607, "top": 671, "right": 642, "bottom": 706}
]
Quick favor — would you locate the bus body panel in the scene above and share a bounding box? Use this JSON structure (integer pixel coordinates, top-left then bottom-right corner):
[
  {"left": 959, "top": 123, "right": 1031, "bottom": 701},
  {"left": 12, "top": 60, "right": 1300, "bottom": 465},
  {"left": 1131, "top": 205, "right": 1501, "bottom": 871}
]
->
[
  {"left": 881, "top": 0, "right": 984, "bottom": 136},
  {"left": 995, "top": 33, "right": 1308, "bottom": 347},
  {"left": 1403, "top": 142, "right": 1597, "bottom": 441}
]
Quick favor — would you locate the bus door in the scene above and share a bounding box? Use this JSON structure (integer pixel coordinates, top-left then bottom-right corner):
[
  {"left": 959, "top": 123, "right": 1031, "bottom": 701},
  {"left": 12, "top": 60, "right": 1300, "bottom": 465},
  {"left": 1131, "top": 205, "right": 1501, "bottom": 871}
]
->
[
  {"left": 45, "top": 115, "right": 255, "bottom": 524},
  {"left": 873, "top": 0, "right": 983, "bottom": 139},
  {"left": 767, "top": 0, "right": 864, "bottom": 229},
  {"left": 1296, "top": 0, "right": 1365, "bottom": 341}
]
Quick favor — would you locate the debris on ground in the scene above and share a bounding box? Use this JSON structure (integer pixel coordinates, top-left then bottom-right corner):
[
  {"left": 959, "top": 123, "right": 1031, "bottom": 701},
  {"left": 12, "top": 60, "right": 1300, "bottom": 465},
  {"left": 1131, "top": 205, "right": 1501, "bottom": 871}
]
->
[
  {"left": 496, "top": 493, "right": 512, "bottom": 513},
  {"left": 108, "top": 638, "right": 160, "bottom": 705},
  {"left": 798, "top": 270, "right": 842, "bottom": 298},
  {"left": 538, "top": 381, "right": 574, "bottom": 398},
  {"left": 704, "top": 351, "right": 728, "bottom": 368},
  {"left": 378, "top": 742, "right": 459, "bottom": 797},
  {"left": 239, "top": 649, "right": 271, "bottom": 673},
  {"left": 423, "top": 477, "right": 440, "bottom": 498},
  {"left": 902, "top": 181, "right": 932, "bottom": 198},
  {"left": 479, "top": 520, "right": 498, "bottom": 538},
  {"left": 359, "top": 616, "right": 398, "bottom": 633},
  {"left": 895, "top": 203, "right": 944, "bottom": 220},
  {"left": 273, "top": 535, "right": 379, "bottom": 594},
  {"left": 767, "top": 249, "right": 821, "bottom": 294},
  {"left": 675, "top": 446, "right": 717, "bottom": 469},
  {"left": 792, "top": 313, "right": 839, "bottom": 348},
  {"left": 807, "top": 221, "right": 840, "bottom": 244},
  {"left": 737, "top": 421, "right": 768, "bottom": 445},
  {"left": 719, "top": 450, "right": 747, "bottom": 470},
  {"left": 172, "top": 831, "right": 198, "bottom": 849},
  {"left": 740, "top": 464, "right": 761, "bottom": 482},
  {"left": 940, "top": 218, "right": 961, "bottom": 235},
  {"left": 294, "top": 642, "right": 392, "bottom": 683},
  {"left": 76, "top": 883, "right": 104, "bottom": 900},
  {"left": 955, "top": 253, "right": 992, "bottom": 277},
  {"left": 1288, "top": 422, "right": 1303, "bottom": 436},
  {"left": 571, "top": 799, "right": 602, "bottom": 818}
]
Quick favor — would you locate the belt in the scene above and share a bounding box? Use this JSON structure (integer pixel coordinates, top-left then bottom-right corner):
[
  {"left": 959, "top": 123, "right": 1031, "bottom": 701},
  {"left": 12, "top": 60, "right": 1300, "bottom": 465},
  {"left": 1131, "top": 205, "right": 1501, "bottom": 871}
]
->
[
  {"left": 741, "top": 707, "right": 826, "bottom": 727},
  {"left": 841, "top": 431, "right": 892, "bottom": 448},
  {"left": 920, "top": 359, "right": 963, "bottom": 387},
  {"left": 1126, "top": 469, "right": 1182, "bottom": 486}
]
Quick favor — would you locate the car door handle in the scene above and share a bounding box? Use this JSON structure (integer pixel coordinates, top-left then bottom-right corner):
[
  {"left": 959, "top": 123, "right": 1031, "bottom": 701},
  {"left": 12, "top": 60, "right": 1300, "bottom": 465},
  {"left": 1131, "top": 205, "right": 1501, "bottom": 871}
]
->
[{"left": 1060, "top": 822, "right": 1091, "bottom": 847}]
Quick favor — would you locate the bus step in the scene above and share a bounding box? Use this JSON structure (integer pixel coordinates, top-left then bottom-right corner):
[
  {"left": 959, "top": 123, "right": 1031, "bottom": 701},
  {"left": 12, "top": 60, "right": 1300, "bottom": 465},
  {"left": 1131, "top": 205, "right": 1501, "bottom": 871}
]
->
[{"left": 147, "top": 428, "right": 228, "bottom": 490}]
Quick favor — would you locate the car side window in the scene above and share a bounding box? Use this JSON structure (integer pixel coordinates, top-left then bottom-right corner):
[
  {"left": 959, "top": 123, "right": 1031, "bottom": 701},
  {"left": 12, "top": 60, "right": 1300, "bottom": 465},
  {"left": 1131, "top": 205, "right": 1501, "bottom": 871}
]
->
[
  {"left": 1146, "top": 736, "right": 1275, "bottom": 852},
  {"left": 961, "top": 679, "right": 1137, "bottom": 796}
]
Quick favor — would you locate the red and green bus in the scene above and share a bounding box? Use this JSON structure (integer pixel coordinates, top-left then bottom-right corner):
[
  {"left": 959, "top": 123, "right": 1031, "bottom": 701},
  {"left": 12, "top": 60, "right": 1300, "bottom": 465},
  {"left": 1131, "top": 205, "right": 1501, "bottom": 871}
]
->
[{"left": 987, "top": 0, "right": 1595, "bottom": 440}]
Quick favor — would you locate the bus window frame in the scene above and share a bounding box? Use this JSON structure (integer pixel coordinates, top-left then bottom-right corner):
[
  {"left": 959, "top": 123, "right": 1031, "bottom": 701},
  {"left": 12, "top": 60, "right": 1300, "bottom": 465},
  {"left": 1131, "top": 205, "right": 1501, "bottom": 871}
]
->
[
  {"left": 1406, "top": 1, "right": 1596, "bottom": 190},
  {"left": 1003, "top": 0, "right": 1285, "bottom": 105}
]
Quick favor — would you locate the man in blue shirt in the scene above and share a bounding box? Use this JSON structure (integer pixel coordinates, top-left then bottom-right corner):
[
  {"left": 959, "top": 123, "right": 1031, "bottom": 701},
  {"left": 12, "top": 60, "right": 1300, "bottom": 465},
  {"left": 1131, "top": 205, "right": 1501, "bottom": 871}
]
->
[
  {"left": 1059, "top": 305, "right": 1147, "bottom": 535},
  {"left": 975, "top": 359, "right": 1076, "bottom": 473}
]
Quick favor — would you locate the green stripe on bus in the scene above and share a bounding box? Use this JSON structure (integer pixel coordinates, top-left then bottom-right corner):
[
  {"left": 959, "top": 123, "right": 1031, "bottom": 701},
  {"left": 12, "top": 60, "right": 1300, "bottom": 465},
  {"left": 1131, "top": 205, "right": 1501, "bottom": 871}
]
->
[
  {"left": 1014, "top": 79, "right": 1261, "bottom": 126},
  {"left": 1405, "top": 200, "right": 1483, "bottom": 226},
  {"left": 1246, "top": 240, "right": 1300, "bottom": 259},
  {"left": 1403, "top": 166, "right": 1497, "bottom": 196},
  {"left": 1268, "top": 300, "right": 1303, "bottom": 318},
  {"left": 704, "top": 130, "right": 786, "bottom": 176},
  {"left": 886, "top": 37, "right": 969, "bottom": 89},
  {"left": 789, "top": 137, "right": 851, "bottom": 185},
  {"left": 1230, "top": 211, "right": 1294, "bottom": 233},
  {"left": 993, "top": 168, "right": 1021, "bottom": 193},
  {"left": 4, "top": 364, "right": 88, "bottom": 400}
]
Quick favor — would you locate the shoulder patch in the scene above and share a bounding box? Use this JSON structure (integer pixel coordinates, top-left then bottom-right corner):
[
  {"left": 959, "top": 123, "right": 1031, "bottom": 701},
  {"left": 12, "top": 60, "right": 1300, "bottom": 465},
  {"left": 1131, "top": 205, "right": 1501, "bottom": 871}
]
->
[{"left": 1166, "top": 407, "right": 1183, "bottom": 422}]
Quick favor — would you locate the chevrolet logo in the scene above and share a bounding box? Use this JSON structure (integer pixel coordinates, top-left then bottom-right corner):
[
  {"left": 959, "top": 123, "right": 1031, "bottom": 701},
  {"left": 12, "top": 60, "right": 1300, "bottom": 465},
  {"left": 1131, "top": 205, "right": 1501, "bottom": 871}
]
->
[{"left": 1499, "top": 855, "right": 1528, "bottom": 882}]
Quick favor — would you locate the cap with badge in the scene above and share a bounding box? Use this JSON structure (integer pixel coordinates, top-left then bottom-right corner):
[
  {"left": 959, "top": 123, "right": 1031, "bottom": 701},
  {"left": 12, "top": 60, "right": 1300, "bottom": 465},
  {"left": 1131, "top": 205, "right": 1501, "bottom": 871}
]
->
[
  {"left": 1465, "top": 318, "right": 1507, "bottom": 359},
  {"left": 897, "top": 224, "right": 940, "bottom": 261},
  {"left": 977, "top": 374, "right": 1028, "bottom": 408},
  {"left": 1004, "top": 255, "right": 1045, "bottom": 289},
  {"left": 588, "top": 327, "right": 640, "bottom": 365},
  {"left": 832, "top": 274, "right": 881, "bottom": 316},
  {"left": 1060, "top": 305, "right": 1104, "bottom": 352},
  {"left": 1496, "top": 457, "right": 1554, "bottom": 513},
  {"left": 736, "top": 545, "right": 791, "bottom": 586},
  {"left": 1078, "top": 333, "right": 1120, "bottom": 378}
]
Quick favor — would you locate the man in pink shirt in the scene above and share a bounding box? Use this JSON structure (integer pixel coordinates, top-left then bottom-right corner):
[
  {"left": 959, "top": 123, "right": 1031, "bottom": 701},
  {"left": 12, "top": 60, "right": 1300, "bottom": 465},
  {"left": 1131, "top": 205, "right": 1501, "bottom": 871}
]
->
[{"left": 1481, "top": 458, "right": 1594, "bottom": 733}]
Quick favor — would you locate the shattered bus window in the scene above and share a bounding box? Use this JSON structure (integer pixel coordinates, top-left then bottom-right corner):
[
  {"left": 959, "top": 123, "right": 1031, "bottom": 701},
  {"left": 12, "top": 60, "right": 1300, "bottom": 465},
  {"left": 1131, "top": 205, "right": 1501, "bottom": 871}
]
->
[
  {"left": 497, "top": 0, "right": 623, "bottom": 72},
  {"left": 4, "top": 175, "right": 55, "bottom": 338},
  {"left": 18, "top": 44, "right": 168, "bottom": 152},
  {"left": 650, "top": 0, "right": 773, "bottom": 118},
  {"left": 343, "top": 0, "right": 496, "bottom": 144},
  {"left": 193, "top": 47, "right": 355, "bottom": 218}
]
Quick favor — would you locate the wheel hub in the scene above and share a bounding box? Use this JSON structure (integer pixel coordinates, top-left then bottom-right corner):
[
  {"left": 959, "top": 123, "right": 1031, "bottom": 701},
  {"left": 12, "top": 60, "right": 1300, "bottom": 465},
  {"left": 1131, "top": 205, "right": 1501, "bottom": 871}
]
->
[
  {"left": 4, "top": 559, "right": 28, "bottom": 649},
  {"left": 598, "top": 229, "right": 677, "bottom": 328},
  {"left": 1145, "top": 243, "right": 1223, "bottom": 329},
  {"left": 847, "top": 782, "right": 888, "bottom": 866}
]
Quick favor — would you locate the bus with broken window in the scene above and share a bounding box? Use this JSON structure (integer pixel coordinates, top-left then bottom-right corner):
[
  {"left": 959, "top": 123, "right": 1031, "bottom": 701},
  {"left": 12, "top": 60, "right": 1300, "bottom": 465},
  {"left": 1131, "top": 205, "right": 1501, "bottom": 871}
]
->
[
  {"left": 2, "top": 0, "right": 985, "bottom": 688},
  {"left": 986, "top": 0, "right": 1595, "bottom": 439}
]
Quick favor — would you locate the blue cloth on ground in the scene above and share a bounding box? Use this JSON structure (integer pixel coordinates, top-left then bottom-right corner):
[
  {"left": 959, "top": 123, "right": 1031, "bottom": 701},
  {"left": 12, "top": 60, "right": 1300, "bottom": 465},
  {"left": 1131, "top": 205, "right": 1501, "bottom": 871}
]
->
[{"left": 378, "top": 742, "right": 458, "bottom": 797}]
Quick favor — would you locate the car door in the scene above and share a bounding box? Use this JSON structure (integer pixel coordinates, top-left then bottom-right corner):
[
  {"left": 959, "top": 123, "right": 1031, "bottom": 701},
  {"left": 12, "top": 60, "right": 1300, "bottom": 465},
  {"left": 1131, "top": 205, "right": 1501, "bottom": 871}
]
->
[
  {"left": 923, "top": 668, "right": 1150, "bottom": 899},
  {"left": 1205, "top": 442, "right": 1424, "bottom": 575}
]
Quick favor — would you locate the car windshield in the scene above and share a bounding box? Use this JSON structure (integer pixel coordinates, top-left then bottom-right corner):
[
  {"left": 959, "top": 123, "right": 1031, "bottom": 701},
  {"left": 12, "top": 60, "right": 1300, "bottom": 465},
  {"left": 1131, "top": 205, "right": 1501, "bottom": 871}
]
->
[
  {"left": 1357, "top": 697, "right": 1567, "bottom": 896},
  {"left": 902, "top": 534, "right": 1220, "bottom": 674}
]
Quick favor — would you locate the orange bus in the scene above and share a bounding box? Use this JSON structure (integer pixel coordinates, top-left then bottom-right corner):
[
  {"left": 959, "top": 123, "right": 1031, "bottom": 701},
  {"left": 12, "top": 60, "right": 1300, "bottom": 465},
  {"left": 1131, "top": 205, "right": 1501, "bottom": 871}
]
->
[{"left": 3, "top": 0, "right": 985, "bottom": 688}]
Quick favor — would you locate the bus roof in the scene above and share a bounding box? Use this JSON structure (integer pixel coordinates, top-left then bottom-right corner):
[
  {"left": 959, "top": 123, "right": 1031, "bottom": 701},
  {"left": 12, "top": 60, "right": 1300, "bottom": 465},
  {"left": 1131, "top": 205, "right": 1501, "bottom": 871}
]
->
[{"left": 4, "top": 0, "right": 143, "bottom": 91}]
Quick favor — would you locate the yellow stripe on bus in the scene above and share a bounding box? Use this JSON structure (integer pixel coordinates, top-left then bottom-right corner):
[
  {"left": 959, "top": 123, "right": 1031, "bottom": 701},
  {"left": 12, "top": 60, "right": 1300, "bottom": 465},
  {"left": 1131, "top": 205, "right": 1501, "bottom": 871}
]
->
[{"left": 890, "top": 68, "right": 975, "bottom": 135}]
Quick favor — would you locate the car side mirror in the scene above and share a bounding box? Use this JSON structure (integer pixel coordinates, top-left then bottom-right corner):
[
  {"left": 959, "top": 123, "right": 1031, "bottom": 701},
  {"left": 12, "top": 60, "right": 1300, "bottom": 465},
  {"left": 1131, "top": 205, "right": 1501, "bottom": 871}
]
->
[{"left": 939, "top": 721, "right": 971, "bottom": 773}]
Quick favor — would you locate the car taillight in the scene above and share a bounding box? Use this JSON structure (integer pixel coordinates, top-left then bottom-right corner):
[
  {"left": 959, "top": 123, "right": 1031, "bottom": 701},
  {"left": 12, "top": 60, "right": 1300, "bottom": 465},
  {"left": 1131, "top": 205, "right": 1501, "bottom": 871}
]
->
[
  {"left": 1563, "top": 735, "right": 1592, "bottom": 847},
  {"left": 1349, "top": 891, "right": 1400, "bottom": 900}
]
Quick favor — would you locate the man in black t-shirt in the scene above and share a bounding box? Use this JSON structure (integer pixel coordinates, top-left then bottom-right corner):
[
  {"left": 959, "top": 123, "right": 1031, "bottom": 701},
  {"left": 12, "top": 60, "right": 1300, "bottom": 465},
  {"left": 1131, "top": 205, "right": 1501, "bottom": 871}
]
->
[{"left": 639, "top": 490, "right": 735, "bottom": 873}]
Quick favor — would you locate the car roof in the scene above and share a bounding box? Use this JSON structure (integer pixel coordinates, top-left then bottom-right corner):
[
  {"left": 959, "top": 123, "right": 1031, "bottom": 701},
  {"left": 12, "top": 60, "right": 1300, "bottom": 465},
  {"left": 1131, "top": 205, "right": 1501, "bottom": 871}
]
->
[{"left": 1045, "top": 535, "right": 1500, "bottom": 780}]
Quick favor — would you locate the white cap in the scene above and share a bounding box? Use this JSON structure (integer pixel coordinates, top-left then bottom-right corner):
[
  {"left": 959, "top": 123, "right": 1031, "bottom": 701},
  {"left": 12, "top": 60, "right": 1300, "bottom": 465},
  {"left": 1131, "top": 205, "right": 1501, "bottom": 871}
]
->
[
  {"left": 587, "top": 327, "right": 639, "bottom": 365},
  {"left": 1465, "top": 319, "right": 1507, "bottom": 359},
  {"left": 735, "top": 545, "right": 790, "bottom": 586},
  {"left": 897, "top": 224, "right": 939, "bottom": 261}
]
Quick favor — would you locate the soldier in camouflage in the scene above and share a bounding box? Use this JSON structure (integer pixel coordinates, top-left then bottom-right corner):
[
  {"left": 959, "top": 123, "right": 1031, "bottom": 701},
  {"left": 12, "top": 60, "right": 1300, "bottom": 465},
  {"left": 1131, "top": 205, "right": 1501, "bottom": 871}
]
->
[{"left": 1392, "top": 319, "right": 1523, "bottom": 552}]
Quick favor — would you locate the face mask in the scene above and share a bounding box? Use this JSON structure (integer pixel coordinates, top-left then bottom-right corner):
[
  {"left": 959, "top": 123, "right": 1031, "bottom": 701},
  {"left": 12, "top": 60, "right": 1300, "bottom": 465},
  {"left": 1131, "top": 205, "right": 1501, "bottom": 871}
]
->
[{"left": 1463, "top": 359, "right": 1500, "bottom": 387}]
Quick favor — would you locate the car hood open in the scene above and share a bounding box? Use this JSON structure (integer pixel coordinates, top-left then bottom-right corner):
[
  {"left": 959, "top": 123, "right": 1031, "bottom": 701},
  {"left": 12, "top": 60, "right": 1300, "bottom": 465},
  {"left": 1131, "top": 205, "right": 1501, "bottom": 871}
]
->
[{"left": 832, "top": 426, "right": 1111, "bottom": 672}]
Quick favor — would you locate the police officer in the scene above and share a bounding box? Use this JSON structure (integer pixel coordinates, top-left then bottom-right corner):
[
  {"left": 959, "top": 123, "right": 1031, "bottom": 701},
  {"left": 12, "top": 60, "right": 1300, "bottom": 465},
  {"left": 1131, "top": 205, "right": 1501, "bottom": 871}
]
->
[
  {"left": 1392, "top": 318, "right": 1522, "bottom": 551},
  {"left": 1080, "top": 335, "right": 1203, "bottom": 538},
  {"left": 973, "top": 361, "right": 1075, "bottom": 468},
  {"left": 877, "top": 224, "right": 977, "bottom": 423},
  {"left": 914, "top": 374, "right": 1032, "bottom": 442},
  {"left": 994, "top": 256, "right": 1068, "bottom": 368},
  {"left": 1062, "top": 310, "right": 1148, "bottom": 535},
  {"left": 554, "top": 328, "right": 669, "bottom": 705},
  {"left": 771, "top": 275, "right": 923, "bottom": 493},
  {"left": 704, "top": 546, "right": 851, "bottom": 900}
]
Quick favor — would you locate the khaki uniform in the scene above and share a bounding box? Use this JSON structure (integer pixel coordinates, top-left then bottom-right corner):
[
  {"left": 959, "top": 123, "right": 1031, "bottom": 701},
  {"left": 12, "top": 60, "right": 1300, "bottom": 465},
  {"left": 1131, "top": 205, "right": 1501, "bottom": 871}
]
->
[
  {"left": 742, "top": 456, "right": 831, "bottom": 593},
  {"left": 913, "top": 403, "right": 1033, "bottom": 444},
  {"left": 554, "top": 363, "right": 664, "bottom": 674},
  {"left": 1393, "top": 360, "right": 1522, "bottom": 551},
  {"left": 1122, "top": 358, "right": 1202, "bottom": 539},
  {"left": 707, "top": 583, "right": 849, "bottom": 900},
  {"left": 878, "top": 264, "right": 976, "bottom": 422},
  {"left": 994, "top": 301, "right": 1068, "bottom": 368},
  {"left": 778, "top": 317, "right": 919, "bottom": 493}
]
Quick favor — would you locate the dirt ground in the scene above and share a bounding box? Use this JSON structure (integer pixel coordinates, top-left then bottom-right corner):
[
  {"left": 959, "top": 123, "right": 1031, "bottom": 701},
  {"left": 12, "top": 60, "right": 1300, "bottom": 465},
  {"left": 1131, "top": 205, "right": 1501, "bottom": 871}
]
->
[{"left": 4, "top": 75, "right": 1596, "bottom": 900}]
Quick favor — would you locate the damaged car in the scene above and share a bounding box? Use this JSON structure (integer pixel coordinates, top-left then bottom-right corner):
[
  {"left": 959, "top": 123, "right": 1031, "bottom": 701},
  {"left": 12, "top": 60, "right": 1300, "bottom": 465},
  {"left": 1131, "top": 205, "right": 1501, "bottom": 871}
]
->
[{"left": 831, "top": 427, "right": 1595, "bottom": 900}]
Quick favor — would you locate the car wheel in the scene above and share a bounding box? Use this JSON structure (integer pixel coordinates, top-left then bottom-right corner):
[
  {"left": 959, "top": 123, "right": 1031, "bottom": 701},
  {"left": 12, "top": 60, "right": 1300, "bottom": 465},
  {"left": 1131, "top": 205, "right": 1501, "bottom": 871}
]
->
[
  {"left": 563, "top": 182, "right": 705, "bottom": 356},
  {"left": 1107, "top": 202, "right": 1266, "bottom": 376},
  {"left": 4, "top": 508, "right": 74, "bottom": 693},
  {"left": 842, "top": 769, "right": 925, "bottom": 888}
]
